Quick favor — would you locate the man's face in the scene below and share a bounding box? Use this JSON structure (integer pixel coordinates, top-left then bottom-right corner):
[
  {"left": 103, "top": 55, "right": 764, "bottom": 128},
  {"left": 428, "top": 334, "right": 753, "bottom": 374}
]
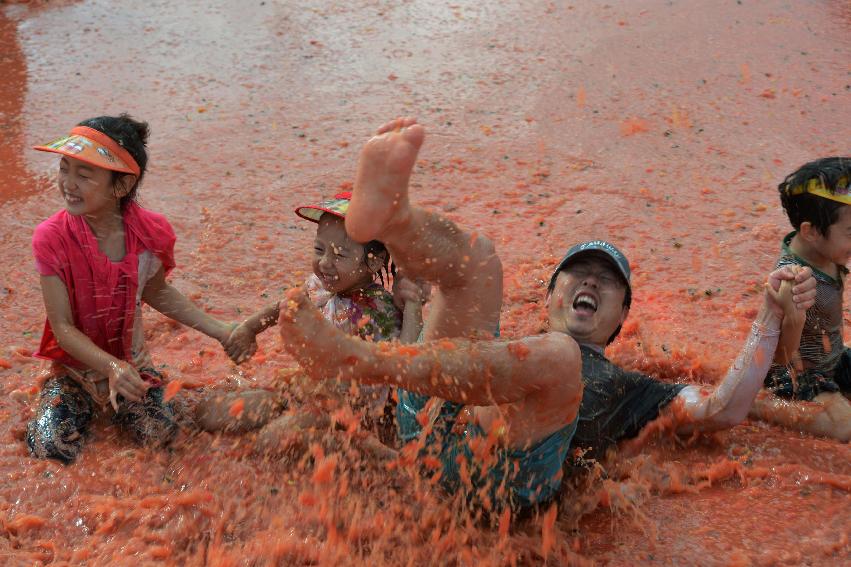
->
[{"left": 546, "top": 254, "right": 629, "bottom": 347}]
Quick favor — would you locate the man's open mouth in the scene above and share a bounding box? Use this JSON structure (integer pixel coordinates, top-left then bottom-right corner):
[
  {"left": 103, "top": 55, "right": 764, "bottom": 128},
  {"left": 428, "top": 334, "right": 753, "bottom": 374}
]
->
[{"left": 573, "top": 292, "right": 598, "bottom": 313}]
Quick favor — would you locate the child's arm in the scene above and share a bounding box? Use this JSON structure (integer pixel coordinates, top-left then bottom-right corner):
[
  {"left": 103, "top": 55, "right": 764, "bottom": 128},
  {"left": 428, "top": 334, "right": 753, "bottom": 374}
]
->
[
  {"left": 141, "top": 267, "right": 233, "bottom": 345},
  {"left": 393, "top": 276, "right": 430, "bottom": 344},
  {"left": 400, "top": 301, "right": 423, "bottom": 344},
  {"left": 41, "top": 275, "right": 149, "bottom": 410},
  {"left": 223, "top": 302, "right": 281, "bottom": 363},
  {"left": 773, "top": 266, "right": 808, "bottom": 366}
]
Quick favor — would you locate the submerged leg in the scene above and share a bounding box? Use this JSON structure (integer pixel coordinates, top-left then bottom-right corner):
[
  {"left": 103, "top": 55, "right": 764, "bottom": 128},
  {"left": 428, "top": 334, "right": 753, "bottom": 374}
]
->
[
  {"left": 254, "top": 412, "right": 329, "bottom": 457},
  {"left": 195, "top": 389, "right": 284, "bottom": 433},
  {"left": 115, "top": 386, "right": 178, "bottom": 447},
  {"left": 750, "top": 391, "right": 851, "bottom": 442},
  {"left": 347, "top": 118, "right": 502, "bottom": 339}
]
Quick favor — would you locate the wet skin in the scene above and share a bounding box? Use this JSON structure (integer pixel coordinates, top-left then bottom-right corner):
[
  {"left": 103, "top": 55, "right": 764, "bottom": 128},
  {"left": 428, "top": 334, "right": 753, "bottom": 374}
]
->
[
  {"left": 312, "top": 214, "right": 382, "bottom": 295},
  {"left": 546, "top": 254, "right": 629, "bottom": 349}
]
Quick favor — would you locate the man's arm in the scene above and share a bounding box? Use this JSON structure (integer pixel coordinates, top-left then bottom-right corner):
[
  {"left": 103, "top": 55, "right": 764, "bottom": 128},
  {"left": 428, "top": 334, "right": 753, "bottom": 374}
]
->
[{"left": 676, "top": 305, "right": 781, "bottom": 432}]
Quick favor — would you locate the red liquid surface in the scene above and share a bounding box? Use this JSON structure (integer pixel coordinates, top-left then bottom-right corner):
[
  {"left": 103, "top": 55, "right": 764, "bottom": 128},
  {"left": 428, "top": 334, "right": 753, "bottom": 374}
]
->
[{"left": 0, "top": 0, "right": 849, "bottom": 564}]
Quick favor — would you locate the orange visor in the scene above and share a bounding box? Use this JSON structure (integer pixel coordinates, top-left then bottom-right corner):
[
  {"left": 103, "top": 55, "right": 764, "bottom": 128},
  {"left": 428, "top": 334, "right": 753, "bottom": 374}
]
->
[{"left": 33, "top": 126, "right": 140, "bottom": 176}]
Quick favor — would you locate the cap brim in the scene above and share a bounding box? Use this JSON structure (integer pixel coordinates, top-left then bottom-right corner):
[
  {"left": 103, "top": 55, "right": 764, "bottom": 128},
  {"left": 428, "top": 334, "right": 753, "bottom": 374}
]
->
[
  {"left": 33, "top": 134, "right": 136, "bottom": 175},
  {"left": 294, "top": 195, "right": 350, "bottom": 223},
  {"left": 294, "top": 205, "right": 344, "bottom": 223}
]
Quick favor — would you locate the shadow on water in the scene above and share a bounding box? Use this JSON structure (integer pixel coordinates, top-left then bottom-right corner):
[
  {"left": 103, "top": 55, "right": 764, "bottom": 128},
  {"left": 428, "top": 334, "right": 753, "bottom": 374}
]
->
[{"left": 0, "top": 7, "right": 36, "bottom": 203}]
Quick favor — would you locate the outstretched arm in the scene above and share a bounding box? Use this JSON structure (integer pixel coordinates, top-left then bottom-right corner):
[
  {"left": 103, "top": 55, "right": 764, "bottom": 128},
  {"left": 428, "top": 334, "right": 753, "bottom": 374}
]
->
[
  {"left": 674, "top": 266, "right": 815, "bottom": 432},
  {"left": 142, "top": 267, "right": 233, "bottom": 344},
  {"left": 222, "top": 302, "right": 280, "bottom": 363},
  {"left": 278, "top": 287, "right": 581, "bottom": 407}
]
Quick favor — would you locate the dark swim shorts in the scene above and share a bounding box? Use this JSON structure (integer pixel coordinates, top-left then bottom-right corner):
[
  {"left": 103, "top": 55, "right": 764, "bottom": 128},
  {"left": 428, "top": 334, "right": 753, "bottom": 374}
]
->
[{"left": 397, "top": 389, "right": 577, "bottom": 512}]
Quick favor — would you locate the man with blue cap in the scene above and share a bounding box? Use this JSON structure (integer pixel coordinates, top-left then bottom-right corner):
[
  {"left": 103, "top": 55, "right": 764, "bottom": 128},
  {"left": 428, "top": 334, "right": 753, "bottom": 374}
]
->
[{"left": 545, "top": 240, "right": 810, "bottom": 460}]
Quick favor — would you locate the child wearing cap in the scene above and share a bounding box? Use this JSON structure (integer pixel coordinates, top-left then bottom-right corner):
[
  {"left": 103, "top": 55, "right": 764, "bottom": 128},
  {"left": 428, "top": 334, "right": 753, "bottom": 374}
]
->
[
  {"left": 751, "top": 157, "right": 851, "bottom": 441},
  {"left": 198, "top": 192, "right": 428, "bottom": 457},
  {"left": 27, "top": 115, "right": 244, "bottom": 463}
]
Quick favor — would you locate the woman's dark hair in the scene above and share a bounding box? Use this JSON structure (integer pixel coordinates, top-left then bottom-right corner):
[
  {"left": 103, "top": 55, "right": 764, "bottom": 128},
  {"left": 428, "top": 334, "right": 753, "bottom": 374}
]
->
[
  {"left": 77, "top": 114, "right": 150, "bottom": 210},
  {"left": 778, "top": 157, "right": 851, "bottom": 235}
]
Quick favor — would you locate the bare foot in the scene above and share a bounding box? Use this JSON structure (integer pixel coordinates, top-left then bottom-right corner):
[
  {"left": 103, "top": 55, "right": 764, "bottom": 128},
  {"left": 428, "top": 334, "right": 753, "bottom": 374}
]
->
[
  {"left": 346, "top": 117, "right": 425, "bottom": 243},
  {"left": 278, "top": 287, "right": 378, "bottom": 383}
]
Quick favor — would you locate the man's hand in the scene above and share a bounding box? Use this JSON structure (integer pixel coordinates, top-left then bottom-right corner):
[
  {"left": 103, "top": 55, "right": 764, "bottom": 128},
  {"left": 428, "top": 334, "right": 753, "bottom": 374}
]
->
[
  {"left": 766, "top": 265, "right": 815, "bottom": 318},
  {"left": 223, "top": 322, "right": 258, "bottom": 364},
  {"left": 107, "top": 360, "right": 150, "bottom": 411}
]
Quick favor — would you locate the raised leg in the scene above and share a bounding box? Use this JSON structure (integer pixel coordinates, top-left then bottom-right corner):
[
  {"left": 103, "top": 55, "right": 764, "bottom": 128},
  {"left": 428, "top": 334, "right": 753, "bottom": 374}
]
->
[{"left": 347, "top": 118, "right": 502, "bottom": 339}]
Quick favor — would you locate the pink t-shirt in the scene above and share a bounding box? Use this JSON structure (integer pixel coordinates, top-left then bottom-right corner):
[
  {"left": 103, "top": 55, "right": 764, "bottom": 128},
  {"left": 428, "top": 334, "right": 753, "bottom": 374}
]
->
[{"left": 32, "top": 202, "right": 176, "bottom": 369}]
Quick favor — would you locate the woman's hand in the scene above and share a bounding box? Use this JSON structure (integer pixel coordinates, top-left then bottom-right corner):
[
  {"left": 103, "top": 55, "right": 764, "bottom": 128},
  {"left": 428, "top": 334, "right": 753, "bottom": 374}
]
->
[{"left": 107, "top": 360, "right": 149, "bottom": 411}]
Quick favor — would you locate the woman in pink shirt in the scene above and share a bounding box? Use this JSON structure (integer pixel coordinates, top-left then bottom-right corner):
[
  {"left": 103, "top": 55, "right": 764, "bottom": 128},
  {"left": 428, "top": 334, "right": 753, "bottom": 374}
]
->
[{"left": 28, "top": 114, "right": 244, "bottom": 463}]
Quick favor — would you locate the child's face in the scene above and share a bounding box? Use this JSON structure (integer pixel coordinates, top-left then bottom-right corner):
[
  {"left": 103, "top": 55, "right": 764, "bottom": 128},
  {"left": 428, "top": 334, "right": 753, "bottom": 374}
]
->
[
  {"left": 813, "top": 206, "right": 851, "bottom": 267},
  {"left": 312, "top": 215, "right": 376, "bottom": 294},
  {"left": 57, "top": 156, "right": 120, "bottom": 217}
]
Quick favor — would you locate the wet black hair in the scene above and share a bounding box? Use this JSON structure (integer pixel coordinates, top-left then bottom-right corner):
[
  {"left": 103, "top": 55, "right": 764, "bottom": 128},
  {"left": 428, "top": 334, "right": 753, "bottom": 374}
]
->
[
  {"left": 547, "top": 256, "right": 631, "bottom": 345},
  {"left": 77, "top": 114, "right": 150, "bottom": 210},
  {"left": 363, "top": 239, "right": 395, "bottom": 285},
  {"left": 778, "top": 157, "right": 851, "bottom": 235}
]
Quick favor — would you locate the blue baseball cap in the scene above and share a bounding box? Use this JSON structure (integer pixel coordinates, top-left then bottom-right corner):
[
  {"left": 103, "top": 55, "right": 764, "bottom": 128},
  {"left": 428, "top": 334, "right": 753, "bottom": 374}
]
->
[{"left": 548, "top": 240, "right": 632, "bottom": 306}]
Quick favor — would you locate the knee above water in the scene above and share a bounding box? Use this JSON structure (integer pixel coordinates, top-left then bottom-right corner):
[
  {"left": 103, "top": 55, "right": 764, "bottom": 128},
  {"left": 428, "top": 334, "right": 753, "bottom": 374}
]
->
[{"left": 26, "top": 420, "right": 82, "bottom": 464}]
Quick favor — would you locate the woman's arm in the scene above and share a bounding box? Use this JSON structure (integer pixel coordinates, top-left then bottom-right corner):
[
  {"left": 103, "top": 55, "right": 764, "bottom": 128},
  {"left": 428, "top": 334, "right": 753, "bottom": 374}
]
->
[
  {"left": 141, "top": 267, "right": 233, "bottom": 344},
  {"left": 41, "top": 275, "right": 149, "bottom": 409}
]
